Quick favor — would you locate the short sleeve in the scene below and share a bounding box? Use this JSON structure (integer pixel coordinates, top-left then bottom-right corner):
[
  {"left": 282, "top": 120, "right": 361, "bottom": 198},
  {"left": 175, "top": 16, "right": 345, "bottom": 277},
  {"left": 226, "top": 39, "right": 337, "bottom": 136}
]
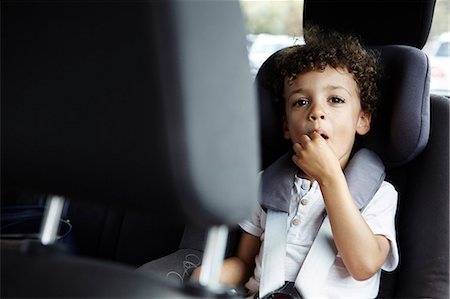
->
[
  {"left": 239, "top": 202, "right": 265, "bottom": 237},
  {"left": 361, "top": 181, "right": 399, "bottom": 271},
  {"left": 239, "top": 171, "right": 265, "bottom": 238}
]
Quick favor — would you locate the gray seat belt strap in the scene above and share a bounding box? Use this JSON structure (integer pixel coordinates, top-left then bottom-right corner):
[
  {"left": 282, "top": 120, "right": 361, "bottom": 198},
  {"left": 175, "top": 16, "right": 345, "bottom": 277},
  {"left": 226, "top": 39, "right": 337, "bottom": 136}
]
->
[
  {"left": 259, "top": 209, "right": 288, "bottom": 298},
  {"left": 259, "top": 151, "right": 296, "bottom": 297},
  {"left": 295, "top": 216, "right": 335, "bottom": 298}
]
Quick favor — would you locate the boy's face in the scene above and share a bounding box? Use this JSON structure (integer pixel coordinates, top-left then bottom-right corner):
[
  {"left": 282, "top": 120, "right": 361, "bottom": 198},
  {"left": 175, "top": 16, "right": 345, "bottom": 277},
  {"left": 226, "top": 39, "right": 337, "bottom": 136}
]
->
[{"left": 282, "top": 66, "right": 371, "bottom": 168}]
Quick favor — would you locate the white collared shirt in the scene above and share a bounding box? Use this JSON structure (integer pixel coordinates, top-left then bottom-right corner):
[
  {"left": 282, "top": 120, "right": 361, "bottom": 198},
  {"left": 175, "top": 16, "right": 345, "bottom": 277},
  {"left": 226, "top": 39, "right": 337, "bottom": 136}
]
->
[{"left": 240, "top": 176, "right": 399, "bottom": 298}]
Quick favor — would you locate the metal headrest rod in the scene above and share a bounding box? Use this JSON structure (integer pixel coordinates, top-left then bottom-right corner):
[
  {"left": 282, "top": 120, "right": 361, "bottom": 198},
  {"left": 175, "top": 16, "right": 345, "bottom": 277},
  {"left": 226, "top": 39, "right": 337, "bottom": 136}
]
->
[
  {"left": 198, "top": 225, "right": 229, "bottom": 291},
  {"left": 39, "top": 195, "right": 65, "bottom": 245}
]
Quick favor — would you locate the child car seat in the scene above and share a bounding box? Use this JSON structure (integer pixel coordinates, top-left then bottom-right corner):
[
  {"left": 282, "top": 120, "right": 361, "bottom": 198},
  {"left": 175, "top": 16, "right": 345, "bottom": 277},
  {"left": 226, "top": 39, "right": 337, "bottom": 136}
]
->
[{"left": 303, "top": 1, "right": 448, "bottom": 297}]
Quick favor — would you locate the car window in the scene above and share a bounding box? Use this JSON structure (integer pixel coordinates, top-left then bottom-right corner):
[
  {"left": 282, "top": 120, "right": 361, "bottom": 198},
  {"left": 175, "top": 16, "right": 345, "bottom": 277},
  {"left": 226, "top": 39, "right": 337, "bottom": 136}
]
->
[
  {"left": 247, "top": 33, "right": 303, "bottom": 77},
  {"left": 240, "top": 0, "right": 449, "bottom": 97},
  {"left": 422, "top": 0, "right": 449, "bottom": 96},
  {"left": 240, "top": 1, "right": 304, "bottom": 78},
  {"left": 436, "top": 41, "right": 449, "bottom": 57}
]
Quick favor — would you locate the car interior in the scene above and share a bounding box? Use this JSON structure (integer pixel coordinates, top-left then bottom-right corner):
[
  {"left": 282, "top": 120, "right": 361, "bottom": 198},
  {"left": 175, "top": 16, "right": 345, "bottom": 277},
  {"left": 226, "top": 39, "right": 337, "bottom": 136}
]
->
[{"left": 1, "top": 0, "right": 448, "bottom": 298}]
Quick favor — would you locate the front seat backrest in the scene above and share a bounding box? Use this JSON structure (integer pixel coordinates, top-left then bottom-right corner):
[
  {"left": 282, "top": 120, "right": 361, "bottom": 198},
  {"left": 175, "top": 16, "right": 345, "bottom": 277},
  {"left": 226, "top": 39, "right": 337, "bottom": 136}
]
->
[{"left": 1, "top": 1, "right": 258, "bottom": 297}]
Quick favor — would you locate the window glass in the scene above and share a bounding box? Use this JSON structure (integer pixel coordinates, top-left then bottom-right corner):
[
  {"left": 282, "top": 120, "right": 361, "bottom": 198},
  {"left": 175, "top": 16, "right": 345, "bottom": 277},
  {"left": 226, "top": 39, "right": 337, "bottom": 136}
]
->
[
  {"left": 240, "top": 0, "right": 449, "bottom": 96},
  {"left": 240, "top": 0, "right": 304, "bottom": 78},
  {"left": 423, "top": 0, "right": 449, "bottom": 96},
  {"left": 435, "top": 41, "right": 449, "bottom": 57}
]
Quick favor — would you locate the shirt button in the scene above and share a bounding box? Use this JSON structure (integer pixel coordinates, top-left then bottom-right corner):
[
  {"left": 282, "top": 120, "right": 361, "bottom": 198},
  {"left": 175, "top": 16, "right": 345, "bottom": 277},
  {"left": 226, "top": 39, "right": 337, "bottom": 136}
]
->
[
  {"left": 300, "top": 198, "right": 309, "bottom": 205},
  {"left": 291, "top": 218, "right": 300, "bottom": 226},
  {"left": 301, "top": 180, "right": 310, "bottom": 190}
]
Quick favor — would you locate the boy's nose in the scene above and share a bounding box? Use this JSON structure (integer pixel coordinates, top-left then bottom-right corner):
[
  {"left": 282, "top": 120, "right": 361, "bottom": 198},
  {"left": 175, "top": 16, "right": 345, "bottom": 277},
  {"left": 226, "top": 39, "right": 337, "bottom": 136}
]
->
[{"left": 308, "top": 104, "right": 326, "bottom": 121}]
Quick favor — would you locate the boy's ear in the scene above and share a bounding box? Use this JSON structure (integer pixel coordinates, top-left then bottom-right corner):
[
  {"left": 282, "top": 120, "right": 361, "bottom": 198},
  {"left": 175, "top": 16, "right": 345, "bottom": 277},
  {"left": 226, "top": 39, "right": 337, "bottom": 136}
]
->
[
  {"left": 282, "top": 116, "right": 291, "bottom": 139},
  {"left": 356, "top": 111, "right": 371, "bottom": 135}
]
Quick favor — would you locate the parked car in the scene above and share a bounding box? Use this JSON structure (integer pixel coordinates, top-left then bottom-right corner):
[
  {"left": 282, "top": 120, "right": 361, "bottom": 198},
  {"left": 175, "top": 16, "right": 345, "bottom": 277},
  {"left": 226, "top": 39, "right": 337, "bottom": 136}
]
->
[
  {"left": 248, "top": 34, "right": 304, "bottom": 77},
  {"left": 423, "top": 32, "right": 450, "bottom": 96},
  {"left": 246, "top": 33, "right": 258, "bottom": 51}
]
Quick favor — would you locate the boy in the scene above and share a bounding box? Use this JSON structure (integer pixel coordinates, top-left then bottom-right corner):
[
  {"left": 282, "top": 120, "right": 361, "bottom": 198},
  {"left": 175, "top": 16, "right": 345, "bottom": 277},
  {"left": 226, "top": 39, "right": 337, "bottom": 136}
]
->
[{"left": 193, "top": 25, "right": 399, "bottom": 298}]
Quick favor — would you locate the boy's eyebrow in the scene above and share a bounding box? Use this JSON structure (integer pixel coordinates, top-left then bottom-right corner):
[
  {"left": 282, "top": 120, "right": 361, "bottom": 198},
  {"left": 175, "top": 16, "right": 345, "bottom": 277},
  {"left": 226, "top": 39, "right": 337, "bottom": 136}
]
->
[
  {"left": 286, "top": 85, "right": 354, "bottom": 99},
  {"left": 285, "top": 88, "right": 306, "bottom": 99},
  {"left": 326, "top": 85, "right": 353, "bottom": 98}
]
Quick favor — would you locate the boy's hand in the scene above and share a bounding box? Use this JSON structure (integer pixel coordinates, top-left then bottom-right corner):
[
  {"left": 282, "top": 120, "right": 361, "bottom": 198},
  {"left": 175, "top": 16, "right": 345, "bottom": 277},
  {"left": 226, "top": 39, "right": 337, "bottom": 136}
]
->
[{"left": 291, "top": 131, "right": 342, "bottom": 183}]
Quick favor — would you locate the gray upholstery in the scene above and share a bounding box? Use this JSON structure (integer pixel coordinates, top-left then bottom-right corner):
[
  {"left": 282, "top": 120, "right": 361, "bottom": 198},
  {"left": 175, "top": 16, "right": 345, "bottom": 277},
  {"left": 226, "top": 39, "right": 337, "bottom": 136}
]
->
[
  {"left": 138, "top": 248, "right": 204, "bottom": 286},
  {"left": 260, "top": 149, "right": 385, "bottom": 213},
  {"left": 368, "top": 46, "right": 430, "bottom": 166},
  {"left": 156, "top": 1, "right": 259, "bottom": 225},
  {"left": 137, "top": 225, "right": 242, "bottom": 284}
]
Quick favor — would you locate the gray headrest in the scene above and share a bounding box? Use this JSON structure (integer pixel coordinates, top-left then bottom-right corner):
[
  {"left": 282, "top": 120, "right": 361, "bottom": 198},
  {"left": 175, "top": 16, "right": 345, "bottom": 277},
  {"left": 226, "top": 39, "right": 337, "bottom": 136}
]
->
[
  {"left": 257, "top": 45, "right": 430, "bottom": 168},
  {"left": 366, "top": 45, "right": 430, "bottom": 166},
  {"left": 2, "top": 1, "right": 259, "bottom": 226}
]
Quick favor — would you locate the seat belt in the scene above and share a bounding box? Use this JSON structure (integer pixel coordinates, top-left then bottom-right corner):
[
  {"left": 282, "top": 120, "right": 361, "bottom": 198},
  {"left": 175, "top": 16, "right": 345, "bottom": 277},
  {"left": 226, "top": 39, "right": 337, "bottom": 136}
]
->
[
  {"left": 259, "top": 148, "right": 385, "bottom": 298},
  {"left": 259, "top": 210, "right": 288, "bottom": 297},
  {"left": 294, "top": 216, "right": 335, "bottom": 298},
  {"left": 258, "top": 150, "right": 297, "bottom": 298}
]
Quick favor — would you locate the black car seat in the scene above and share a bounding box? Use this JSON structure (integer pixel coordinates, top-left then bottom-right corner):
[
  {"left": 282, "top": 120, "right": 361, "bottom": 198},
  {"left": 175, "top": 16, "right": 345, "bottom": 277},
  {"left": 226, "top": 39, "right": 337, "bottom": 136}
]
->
[
  {"left": 256, "top": 45, "right": 447, "bottom": 299},
  {"left": 140, "top": 1, "right": 449, "bottom": 298},
  {"left": 1, "top": 1, "right": 259, "bottom": 297},
  {"left": 303, "top": 1, "right": 448, "bottom": 297}
]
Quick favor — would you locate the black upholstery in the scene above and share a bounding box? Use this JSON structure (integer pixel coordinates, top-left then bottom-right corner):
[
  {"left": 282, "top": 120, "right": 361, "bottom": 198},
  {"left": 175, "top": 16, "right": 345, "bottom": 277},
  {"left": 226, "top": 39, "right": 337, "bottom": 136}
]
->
[
  {"left": 303, "top": 0, "right": 435, "bottom": 49},
  {"left": 1, "top": 0, "right": 258, "bottom": 297},
  {"left": 379, "top": 94, "right": 449, "bottom": 298},
  {"left": 402, "top": 94, "right": 450, "bottom": 297},
  {"left": 2, "top": 243, "right": 185, "bottom": 298}
]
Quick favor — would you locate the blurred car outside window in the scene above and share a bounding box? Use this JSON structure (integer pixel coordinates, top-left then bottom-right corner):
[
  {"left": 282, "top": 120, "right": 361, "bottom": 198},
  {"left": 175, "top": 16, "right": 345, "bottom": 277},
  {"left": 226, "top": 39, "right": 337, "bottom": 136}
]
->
[
  {"left": 247, "top": 34, "right": 304, "bottom": 78},
  {"left": 423, "top": 32, "right": 450, "bottom": 97},
  {"left": 240, "top": 0, "right": 449, "bottom": 97}
]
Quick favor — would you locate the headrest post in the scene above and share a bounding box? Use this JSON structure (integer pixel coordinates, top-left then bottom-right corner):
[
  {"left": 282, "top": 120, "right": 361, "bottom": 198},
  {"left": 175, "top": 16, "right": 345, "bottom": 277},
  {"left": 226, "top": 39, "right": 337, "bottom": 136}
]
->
[
  {"left": 198, "top": 225, "right": 229, "bottom": 290},
  {"left": 39, "top": 195, "right": 65, "bottom": 245}
]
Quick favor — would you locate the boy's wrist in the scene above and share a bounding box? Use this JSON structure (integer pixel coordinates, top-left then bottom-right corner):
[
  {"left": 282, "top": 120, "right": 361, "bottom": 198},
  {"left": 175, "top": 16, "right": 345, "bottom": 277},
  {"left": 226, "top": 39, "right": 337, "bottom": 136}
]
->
[{"left": 316, "top": 167, "right": 346, "bottom": 189}]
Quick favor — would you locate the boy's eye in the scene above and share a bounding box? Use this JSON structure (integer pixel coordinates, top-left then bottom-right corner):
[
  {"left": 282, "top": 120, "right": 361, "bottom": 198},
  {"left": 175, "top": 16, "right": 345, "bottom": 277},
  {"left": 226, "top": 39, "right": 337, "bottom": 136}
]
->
[
  {"left": 293, "top": 99, "right": 309, "bottom": 107},
  {"left": 329, "top": 97, "right": 344, "bottom": 104}
]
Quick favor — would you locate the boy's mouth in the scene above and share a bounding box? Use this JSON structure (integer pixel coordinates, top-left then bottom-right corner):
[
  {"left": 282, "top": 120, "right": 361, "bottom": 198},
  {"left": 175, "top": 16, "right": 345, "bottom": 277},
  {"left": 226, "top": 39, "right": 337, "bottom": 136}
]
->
[{"left": 309, "top": 129, "right": 329, "bottom": 140}]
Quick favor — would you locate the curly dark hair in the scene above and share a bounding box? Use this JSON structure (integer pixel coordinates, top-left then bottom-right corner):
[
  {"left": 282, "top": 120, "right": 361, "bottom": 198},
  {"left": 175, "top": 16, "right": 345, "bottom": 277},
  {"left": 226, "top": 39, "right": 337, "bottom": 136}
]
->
[{"left": 271, "top": 24, "right": 381, "bottom": 115}]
